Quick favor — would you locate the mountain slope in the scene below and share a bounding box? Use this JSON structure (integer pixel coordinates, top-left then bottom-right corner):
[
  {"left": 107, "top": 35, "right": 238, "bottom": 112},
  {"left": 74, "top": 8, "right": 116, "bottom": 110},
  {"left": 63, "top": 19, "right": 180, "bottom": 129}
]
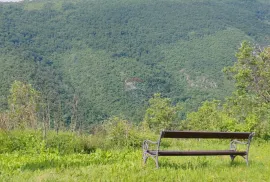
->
[{"left": 0, "top": 0, "right": 269, "bottom": 124}]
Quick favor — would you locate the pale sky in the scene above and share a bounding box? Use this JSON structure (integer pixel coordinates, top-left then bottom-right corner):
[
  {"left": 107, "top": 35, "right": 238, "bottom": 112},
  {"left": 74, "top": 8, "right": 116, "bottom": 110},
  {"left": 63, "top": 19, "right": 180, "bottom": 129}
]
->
[{"left": 0, "top": 0, "right": 24, "bottom": 2}]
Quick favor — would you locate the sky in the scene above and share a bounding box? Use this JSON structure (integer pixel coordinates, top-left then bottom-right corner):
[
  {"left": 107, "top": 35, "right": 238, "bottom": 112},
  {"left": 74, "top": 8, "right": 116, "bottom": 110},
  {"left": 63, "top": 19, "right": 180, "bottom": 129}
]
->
[{"left": 0, "top": 0, "right": 24, "bottom": 2}]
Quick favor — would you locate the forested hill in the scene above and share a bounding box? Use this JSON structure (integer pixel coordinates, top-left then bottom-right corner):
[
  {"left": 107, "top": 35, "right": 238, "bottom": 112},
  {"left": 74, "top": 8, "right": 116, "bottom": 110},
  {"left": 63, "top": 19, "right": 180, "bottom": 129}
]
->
[{"left": 0, "top": 0, "right": 270, "bottom": 126}]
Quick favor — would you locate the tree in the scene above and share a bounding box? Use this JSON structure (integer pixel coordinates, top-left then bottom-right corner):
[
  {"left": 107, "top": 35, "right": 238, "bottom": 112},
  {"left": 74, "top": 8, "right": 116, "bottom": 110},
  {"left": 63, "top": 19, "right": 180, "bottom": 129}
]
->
[
  {"left": 0, "top": 112, "right": 9, "bottom": 130},
  {"left": 184, "top": 42, "right": 270, "bottom": 137},
  {"left": 221, "top": 42, "right": 270, "bottom": 137},
  {"left": 143, "top": 93, "right": 181, "bottom": 132},
  {"left": 224, "top": 41, "right": 270, "bottom": 103},
  {"left": 185, "top": 100, "right": 224, "bottom": 131},
  {"left": 184, "top": 99, "right": 256, "bottom": 132},
  {"left": 8, "top": 81, "right": 40, "bottom": 129}
]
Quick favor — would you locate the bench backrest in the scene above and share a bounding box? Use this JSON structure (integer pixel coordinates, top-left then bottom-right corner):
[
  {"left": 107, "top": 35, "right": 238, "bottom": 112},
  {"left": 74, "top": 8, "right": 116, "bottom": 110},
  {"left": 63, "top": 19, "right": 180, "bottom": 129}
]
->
[{"left": 160, "top": 131, "right": 253, "bottom": 139}]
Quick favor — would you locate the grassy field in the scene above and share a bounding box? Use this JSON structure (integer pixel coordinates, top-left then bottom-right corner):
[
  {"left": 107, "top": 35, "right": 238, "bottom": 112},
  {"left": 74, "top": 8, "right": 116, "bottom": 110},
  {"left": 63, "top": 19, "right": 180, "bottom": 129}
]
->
[{"left": 0, "top": 139, "right": 269, "bottom": 182}]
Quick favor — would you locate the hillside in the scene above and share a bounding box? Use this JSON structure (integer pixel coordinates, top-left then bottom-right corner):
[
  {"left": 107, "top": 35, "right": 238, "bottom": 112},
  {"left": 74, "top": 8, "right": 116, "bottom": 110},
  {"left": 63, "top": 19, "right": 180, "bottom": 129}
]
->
[{"left": 0, "top": 0, "right": 270, "bottom": 126}]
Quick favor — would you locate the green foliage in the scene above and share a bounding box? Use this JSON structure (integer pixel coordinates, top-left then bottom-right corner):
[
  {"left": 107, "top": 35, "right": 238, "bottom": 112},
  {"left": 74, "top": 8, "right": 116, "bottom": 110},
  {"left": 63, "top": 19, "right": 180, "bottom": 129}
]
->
[
  {"left": 184, "top": 98, "right": 262, "bottom": 132},
  {"left": 0, "top": 0, "right": 269, "bottom": 126},
  {"left": 0, "top": 112, "right": 9, "bottom": 130},
  {"left": 186, "top": 43, "right": 270, "bottom": 138},
  {"left": 0, "top": 130, "right": 96, "bottom": 155},
  {"left": 0, "top": 130, "right": 43, "bottom": 154},
  {"left": 98, "top": 116, "right": 155, "bottom": 149},
  {"left": 185, "top": 100, "right": 226, "bottom": 131},
  {"left": 7, "top": 81, "right": 40, "bottom": 129},
  {"left": 45, "top": 132, "right": 84, "bottom": 154},
  {"left": 144, "top": 93, "right": 181, "bottom": 132},
  {"left": 224, "top": 42, "right": 270, "bottom": 102},
  {"left": 223, "top": 95, "right": 270, "bottom": 139},
  {"left": 224, "top": 43, "right": 270, "bottom": 137},
  {"left": 102, "top": 116, "right": 134, "bottom": 148}
]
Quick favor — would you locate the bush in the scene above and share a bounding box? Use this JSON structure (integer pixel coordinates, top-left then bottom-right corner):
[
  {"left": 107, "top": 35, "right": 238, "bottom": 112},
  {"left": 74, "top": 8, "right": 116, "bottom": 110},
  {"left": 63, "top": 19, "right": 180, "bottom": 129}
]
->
[
  {"left": 95, "top": 116, "right": 157, "bottom": 149},
  {"left": 0, "top": 130, "right": 43, "bottom": 153},
  {"left": 143, "top": 93, "right": 181, "bottom": 132},
  {"left": 0, "top": 130, "right": 96, "bottom": 154}
]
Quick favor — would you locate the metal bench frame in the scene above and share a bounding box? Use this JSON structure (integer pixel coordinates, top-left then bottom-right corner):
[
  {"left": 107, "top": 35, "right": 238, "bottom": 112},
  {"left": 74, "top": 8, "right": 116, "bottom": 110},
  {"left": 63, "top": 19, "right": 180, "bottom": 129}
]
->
[{"left": 142, "top": 131, "right": 255, "bottom": 168}]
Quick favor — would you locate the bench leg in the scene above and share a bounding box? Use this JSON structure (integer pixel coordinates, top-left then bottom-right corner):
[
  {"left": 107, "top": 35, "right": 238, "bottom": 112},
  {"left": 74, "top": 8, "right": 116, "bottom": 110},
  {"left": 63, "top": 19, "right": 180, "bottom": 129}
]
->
[
  {"left": 242, "top": 155, "right": 249, "bottom": 166},
  {"left": 143, "top": 152, "right": 148, "bottom": 165},
  {"left": 148, "top": 154, "right": 159, "bottom": 168},
  {"left": 142, "top": 152, "right": 159, "bottom": 168},
  {"left": 230, "top": 155, "right": 249, "bottom": 166},
  {"left": 155, "top": 155, "right": 159, "bottom": 168}
]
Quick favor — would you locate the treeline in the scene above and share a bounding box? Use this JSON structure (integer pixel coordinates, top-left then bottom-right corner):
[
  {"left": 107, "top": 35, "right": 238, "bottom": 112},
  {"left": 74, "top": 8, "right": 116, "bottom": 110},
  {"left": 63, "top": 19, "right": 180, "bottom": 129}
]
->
[
  {"left": 1, "top": 42, "right": 270, "bottom": 139},
  {"left": 0, "top": 0, "right": 269, "bottom": 126}
]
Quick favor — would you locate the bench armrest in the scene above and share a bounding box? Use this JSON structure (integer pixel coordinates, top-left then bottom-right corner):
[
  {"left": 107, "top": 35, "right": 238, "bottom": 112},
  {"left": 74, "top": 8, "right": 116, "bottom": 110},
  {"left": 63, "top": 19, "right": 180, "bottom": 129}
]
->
[
  {"left": 230, "top": 132, "right": 254, "bottom": 153},
  {"left": 230, "top": 140, "right": 247, "bottom": 150},
  {"left": 144, "top": 140, "right": 158, "bottom": 144},
  {"left": 231, "top": 139, "right": 248, "bottom": 145},
  {"left": 143, "top": 140, "right": 158, "bottom": 151}
]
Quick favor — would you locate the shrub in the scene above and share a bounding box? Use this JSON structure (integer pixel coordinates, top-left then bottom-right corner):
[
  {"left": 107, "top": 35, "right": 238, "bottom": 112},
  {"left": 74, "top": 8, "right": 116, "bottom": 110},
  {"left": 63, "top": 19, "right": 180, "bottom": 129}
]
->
[
  {"left": 0, "top": 130, "right": 43, "bottom": 153},
  {"left": 97, "top": 116, "right": 157, "bottom": 149},
  {"left": 143, "top": 93, "right": 181, "bottom": 133},
  {"left": 0, "top": 130, "right": 96, "bottom": 154}
]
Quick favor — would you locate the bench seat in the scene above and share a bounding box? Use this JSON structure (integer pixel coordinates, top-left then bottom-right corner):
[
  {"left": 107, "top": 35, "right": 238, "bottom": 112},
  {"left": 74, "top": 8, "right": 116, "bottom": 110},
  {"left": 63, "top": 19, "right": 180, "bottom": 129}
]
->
[{"left": 146, "top": 150, "right": 247, "bottom": 156}]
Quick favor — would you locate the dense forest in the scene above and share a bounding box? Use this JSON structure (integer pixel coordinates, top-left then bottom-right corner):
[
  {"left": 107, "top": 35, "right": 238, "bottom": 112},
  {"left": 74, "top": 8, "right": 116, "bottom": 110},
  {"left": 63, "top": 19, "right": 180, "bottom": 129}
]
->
[{"left": 0, "top": 0, "right": 270, "bottom": 129}]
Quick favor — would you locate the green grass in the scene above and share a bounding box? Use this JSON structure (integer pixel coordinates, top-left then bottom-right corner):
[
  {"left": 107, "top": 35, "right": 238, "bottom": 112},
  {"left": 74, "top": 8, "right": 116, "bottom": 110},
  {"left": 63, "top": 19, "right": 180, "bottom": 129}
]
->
[{"left": 1, "top": 140, "right": 269, "bottom": 182}]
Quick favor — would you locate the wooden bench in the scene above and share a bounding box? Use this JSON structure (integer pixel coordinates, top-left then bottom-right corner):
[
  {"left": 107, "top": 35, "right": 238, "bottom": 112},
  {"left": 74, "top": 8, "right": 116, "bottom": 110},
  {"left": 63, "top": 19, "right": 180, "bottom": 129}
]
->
[{"left": 142, "top": 131, "right": 255, "bottom": 168}]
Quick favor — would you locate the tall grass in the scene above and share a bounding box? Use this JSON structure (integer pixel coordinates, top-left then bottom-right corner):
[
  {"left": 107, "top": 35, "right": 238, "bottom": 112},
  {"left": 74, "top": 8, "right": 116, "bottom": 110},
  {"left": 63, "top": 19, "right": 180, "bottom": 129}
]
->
[{"left": 0, "top": 130, "right": 269, "bottom": 181}]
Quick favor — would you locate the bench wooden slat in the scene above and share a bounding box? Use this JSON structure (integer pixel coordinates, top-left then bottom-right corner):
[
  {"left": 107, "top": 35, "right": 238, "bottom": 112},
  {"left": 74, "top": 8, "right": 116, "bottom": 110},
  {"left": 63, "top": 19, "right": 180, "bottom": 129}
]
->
[
  {"left": 162, "top": 131, "right": 251, "bottom": 139},
  {"left": 147, "top": 150, "right": 247, "bottom": 156}
]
